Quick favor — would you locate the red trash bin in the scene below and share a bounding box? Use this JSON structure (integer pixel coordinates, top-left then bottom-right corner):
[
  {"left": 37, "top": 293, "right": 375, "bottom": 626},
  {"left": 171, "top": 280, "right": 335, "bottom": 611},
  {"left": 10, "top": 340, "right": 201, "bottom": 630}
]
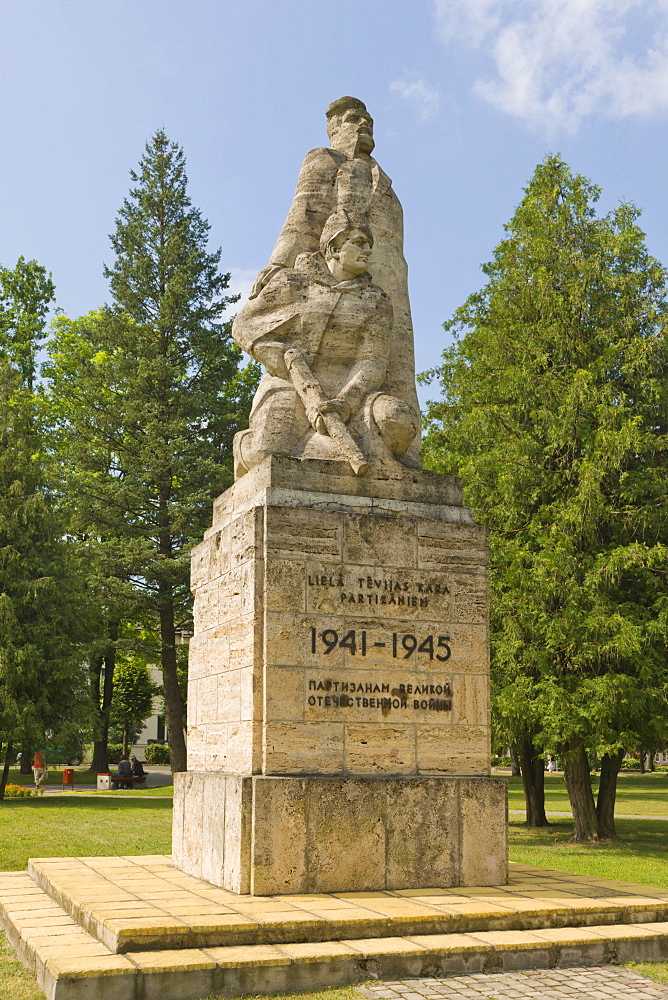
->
[{"left": 61, "top": 767, "right": 74, "bottom": 791}]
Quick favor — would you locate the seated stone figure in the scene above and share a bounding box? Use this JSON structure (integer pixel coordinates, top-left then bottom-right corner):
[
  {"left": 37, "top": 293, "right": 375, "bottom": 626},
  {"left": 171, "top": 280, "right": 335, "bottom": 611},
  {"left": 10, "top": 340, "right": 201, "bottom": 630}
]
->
[{"left": 232, "top": 213, "right": 420, "bottom": 478}]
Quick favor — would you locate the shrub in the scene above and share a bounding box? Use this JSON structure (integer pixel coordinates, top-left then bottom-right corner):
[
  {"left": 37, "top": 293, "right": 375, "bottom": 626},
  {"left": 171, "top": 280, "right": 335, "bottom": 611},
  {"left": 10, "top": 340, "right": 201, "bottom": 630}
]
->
[
  {"left": 106, "top": 744, "right": 124, "bottom": 765},
  {"left": 3, "top": 784, "right": 35, "bottom": 798},
  {"left": 491, "top": 755, "right": 511, "bottom": 767},
  {"left": 144, "top": 744, "right": 170, "bottom": 765}
]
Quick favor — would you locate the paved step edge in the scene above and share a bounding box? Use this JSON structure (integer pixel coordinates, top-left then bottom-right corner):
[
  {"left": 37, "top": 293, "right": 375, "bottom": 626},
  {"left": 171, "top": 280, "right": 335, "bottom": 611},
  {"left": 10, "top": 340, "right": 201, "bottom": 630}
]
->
[
  {"left": 5, "top": 881, "right": 668, "bottom": 1000},
  {"left": 26, "top": 860, "right": 668, "bottom": 955}
]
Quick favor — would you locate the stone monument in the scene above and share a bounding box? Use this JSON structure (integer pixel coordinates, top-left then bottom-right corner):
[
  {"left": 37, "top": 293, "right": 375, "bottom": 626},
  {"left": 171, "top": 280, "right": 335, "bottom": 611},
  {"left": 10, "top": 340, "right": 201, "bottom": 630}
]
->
[{"left": 172, "top": 97, "right": 507, "bottom": 895}]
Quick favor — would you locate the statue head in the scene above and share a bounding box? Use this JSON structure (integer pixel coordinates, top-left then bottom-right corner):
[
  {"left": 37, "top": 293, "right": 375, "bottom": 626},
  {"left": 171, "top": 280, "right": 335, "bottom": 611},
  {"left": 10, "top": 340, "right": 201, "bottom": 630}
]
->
[
  {"left": 321, "top": 211, "right": 373, "bottom": 280},
  {"left": 326, "top": 96, "right": 375, "bottom": 157}
]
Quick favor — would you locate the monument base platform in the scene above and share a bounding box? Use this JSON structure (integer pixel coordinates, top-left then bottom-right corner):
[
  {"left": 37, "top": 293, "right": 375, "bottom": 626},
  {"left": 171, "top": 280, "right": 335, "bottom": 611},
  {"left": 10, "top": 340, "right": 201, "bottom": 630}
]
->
[
  {"left": 5, "top": 859, "right": 668, "bottom": 999},
  {"left": 172, "top": 773, "right": 508, "bottom": 895}
]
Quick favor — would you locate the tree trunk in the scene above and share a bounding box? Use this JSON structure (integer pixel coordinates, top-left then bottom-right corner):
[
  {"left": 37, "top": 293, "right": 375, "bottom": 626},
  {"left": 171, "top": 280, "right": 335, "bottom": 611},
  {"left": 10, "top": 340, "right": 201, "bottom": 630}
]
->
[
  {"left": 88, "top": 632, "right": 117, "bottom": 774},
  {"left": 509, "top": 744, "right": 522, "bottom": 777},
  {"left": 20, "top": 737, "right": 32, "bottom": 774},
  {"left": 596, "top": 748, "right": 624, "bottom": 839},
  {"left": 638, "top": 749, "right": 646, "bottom": 774},
  {"left": 159, "top": 587, "right": 187, "bottom": 773},
  {"left": 122, "top": 724, "right": 128, "bottom": 760},
  {"left": 0, "top": 742, "right": 13, "bottom": 801},
  {"left": 563, "top": 742, "right": 599, "bottom": 841},
  {"left": 519, "top": 737, "right": 550, "bottom": 827},
  {"left": 648, "top": 751, "right": 656, "bottom": 773}
]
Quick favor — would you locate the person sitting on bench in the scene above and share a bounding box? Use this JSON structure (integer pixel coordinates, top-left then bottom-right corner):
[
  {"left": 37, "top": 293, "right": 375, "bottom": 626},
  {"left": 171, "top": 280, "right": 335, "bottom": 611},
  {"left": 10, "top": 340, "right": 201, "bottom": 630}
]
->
[
  {"left": 114, "top": 757, "right": 133, "bottom": 790},
  {"left": 130, "top": 755, "right": 146, "bottom": 782}
]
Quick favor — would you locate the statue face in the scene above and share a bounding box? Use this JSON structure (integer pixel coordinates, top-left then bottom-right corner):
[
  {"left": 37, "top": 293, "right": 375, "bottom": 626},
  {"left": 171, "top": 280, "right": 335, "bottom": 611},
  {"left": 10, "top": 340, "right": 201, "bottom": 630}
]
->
[
  {"left": 329, "top": 108, "right": 375, "bottom": 156},
  {"left": 330, "top": 228, "right": 372, "bottom": 278}
]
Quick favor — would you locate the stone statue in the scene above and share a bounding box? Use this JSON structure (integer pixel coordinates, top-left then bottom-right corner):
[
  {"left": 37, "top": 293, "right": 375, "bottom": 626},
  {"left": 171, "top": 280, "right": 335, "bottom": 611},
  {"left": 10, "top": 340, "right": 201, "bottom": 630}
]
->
[
  {"left": 232, "top": 96, "right": 421, "bottom": 477},
  {"left": 233, "top": 213, "right": 419, "bottom": 477}
]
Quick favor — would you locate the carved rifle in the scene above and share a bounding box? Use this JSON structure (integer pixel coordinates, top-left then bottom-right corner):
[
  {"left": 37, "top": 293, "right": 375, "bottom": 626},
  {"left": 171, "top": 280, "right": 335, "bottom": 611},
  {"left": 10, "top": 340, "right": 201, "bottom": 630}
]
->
[{"left": 283, "top": 347, "right": 368, "bottom": 476}]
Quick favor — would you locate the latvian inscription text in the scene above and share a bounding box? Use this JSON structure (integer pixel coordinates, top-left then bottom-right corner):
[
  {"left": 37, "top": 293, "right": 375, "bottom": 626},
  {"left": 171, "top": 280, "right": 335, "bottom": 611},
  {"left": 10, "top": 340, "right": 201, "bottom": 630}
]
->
[{"left": 308, "top": 572, "right": 449, "bottom": 609}]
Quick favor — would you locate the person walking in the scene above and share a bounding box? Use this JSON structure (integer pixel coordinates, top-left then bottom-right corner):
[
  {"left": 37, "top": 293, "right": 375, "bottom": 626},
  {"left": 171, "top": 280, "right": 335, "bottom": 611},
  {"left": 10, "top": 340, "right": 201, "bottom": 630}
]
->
[{"left": 32, "top": 750, "right": 47, "bottom": 792}]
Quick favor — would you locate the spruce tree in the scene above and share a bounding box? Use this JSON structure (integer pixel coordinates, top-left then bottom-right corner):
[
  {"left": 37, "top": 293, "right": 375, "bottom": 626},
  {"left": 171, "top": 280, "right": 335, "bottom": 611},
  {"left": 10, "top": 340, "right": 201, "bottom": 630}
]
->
[
  {"left": 423, "top": 156, "right": 668, "bottom": 841},
  {"left": 46, "top": 132, "right": 258, "bottom": 772},
  {"left": 0, "top": 257, "right": 54, "bottom": 390},
  {"left": 0, "top": 261, "right": 86, "bottom": 796}
]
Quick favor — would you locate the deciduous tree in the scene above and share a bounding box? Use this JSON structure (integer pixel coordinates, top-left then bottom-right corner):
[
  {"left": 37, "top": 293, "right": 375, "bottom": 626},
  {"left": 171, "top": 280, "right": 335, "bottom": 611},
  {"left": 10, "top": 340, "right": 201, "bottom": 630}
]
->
[{"left": 109, "top": 656, "right": 160, "bottom": 758}]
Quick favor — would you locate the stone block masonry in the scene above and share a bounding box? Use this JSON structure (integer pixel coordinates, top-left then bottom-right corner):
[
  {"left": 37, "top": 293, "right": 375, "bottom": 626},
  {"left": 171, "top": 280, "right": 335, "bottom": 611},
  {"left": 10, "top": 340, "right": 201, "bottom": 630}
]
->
[{"left": 172, "top": 456, "right": 508, "bottom": 894}]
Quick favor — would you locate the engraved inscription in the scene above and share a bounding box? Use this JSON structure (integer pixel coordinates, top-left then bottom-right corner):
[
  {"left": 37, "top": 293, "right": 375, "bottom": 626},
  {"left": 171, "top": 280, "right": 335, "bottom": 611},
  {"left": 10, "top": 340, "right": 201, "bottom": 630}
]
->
[
  {"left": 309, "top": 627, "right": 451, "bottom": 661},
  {"left": 306, "top": 565, "right": 452, "bottom": 618},
  {"left": 306, "top": 677, "right": 452, "bottom": 714}
]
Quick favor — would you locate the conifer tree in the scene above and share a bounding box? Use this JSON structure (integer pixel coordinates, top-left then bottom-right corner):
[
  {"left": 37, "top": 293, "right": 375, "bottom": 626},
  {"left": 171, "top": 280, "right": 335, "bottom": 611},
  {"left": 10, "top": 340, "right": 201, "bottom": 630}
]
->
[
  {"left": 423, "top": 156, "right": 668, "bottom": 841},
  {"left": 0, "top": 257, "right": 54, "bottom": 390},
  {"left": 0, "top": 261, "right": 86, "bottom": 796},
  {"left": 46, "top": 132, "right": 259, "bottom": 772}
]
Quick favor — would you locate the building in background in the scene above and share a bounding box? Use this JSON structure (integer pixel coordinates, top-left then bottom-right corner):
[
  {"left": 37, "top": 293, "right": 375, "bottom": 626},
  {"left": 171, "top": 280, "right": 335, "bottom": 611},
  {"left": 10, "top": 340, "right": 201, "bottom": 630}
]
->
[{"left": 131, "top": 632, "right": 189, "bottom": 757}]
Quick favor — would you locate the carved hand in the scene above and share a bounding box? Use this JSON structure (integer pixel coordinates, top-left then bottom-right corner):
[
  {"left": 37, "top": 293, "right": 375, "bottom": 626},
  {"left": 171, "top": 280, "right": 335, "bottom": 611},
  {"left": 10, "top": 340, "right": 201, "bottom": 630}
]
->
[
  {"left": 314, "top": 398, "right": 351, "bottom": 435},
  {"left": 249, "top": 264, "right": 284, "bottom": 299},
  {"left": 253, "top": 341, "right": 289, "bottom": 378}
]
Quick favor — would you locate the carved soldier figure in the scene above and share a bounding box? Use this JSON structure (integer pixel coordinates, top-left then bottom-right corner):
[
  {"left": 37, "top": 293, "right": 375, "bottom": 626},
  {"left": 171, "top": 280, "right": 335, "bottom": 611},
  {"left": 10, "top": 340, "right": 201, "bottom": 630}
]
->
[
  {"left": 248, "top": 96, "right": 421, "bottom": 470},
  {"left": 232, "top": 212, "right": 419, "bottom": 478}
]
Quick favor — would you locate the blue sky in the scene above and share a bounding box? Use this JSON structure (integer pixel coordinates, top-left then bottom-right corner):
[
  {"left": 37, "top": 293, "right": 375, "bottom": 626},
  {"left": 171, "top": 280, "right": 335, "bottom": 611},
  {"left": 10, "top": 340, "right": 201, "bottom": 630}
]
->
[{"left": 2, "top": 0, "right": 668, "bottom": 405}]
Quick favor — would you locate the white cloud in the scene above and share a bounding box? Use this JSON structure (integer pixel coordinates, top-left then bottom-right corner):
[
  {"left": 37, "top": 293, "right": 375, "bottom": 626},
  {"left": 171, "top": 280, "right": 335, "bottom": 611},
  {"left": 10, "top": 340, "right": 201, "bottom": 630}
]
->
[
  {"left": 435, "top": 0, "right": 504, "bottom": 45},
  {"left": 224, "top": 267, "right": 258, "bottom": 312},
  {"left": 389, "top": 74, "right": 441, "bottom": 121},
  {"left": 433, "top": 0, "right": 668, "bottom": 132}
]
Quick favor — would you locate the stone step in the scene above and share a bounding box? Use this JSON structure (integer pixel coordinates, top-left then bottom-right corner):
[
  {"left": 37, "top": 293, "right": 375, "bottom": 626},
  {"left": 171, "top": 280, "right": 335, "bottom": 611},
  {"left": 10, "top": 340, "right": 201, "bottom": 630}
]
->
[
  {"left": 4, "top": 873, "right": 668, "bottom": 1000},
  {"left": 24, "top": 856, "right": 668, "bottom": 955}
]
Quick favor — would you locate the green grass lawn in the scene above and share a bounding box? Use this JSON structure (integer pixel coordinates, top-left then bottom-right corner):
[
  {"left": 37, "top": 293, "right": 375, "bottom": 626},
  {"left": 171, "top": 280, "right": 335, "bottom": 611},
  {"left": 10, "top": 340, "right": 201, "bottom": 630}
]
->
[
  {"left": 0, "top": 932, "right": 43, "bottom": 1000},
  {"left": 4, "top": 766, "right": 101, "bottom": 787},
  {"left": 509, "top": 817, "right": 668, "bottom": 886},
  {"left": 95, "top": 784, "right": 174, "bottom": 797},
  {"left": 2, "top": 791, "right": 668, "bottom": 998},
  {"left": 0, "top": 797, "right": 172, "bottom": 871},
  {"left": 507, "top": 771, "right": 668, "bottom": 817},
  {"left": 627, "top": 962, "right": 668, "bottom": 983}
]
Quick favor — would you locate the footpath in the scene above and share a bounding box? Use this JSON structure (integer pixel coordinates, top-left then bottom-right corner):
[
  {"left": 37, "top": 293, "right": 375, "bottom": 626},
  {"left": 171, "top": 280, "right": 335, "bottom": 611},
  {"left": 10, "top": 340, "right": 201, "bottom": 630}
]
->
[
  {"left": 21, "top": 764, "right": 174, "bottom": 798},
  {"left": 360, "top": 965, "right": 668, "bottom": 997}
]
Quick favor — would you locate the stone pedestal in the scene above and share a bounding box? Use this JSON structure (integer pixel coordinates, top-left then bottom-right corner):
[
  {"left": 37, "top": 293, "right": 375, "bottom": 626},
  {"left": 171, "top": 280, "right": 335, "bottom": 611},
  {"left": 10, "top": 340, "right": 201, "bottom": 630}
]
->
[{"left": 172, "top": 457, "right": 507, "bottom": 894}]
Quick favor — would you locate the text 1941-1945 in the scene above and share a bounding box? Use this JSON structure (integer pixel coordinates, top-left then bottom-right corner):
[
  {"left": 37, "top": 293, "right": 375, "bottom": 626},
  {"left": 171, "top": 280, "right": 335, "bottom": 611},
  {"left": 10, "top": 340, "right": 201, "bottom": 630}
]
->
[{"left": 310, "top": 627, "right": 451, "bottom": 660}]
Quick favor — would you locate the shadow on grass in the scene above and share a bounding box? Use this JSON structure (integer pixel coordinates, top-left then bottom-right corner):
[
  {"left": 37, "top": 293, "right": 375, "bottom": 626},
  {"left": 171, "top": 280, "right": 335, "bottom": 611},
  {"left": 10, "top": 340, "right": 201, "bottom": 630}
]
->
[
  {"left": 513, "top": 817, "right": 668, "bottom": 851},
  {"left": 510, "top": 818, "right": 668, "bottom": 887}
]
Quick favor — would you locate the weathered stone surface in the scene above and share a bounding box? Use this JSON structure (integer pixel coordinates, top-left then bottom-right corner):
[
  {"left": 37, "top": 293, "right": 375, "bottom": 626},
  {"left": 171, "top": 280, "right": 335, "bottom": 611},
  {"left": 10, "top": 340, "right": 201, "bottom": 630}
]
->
[
  {"left": 416, "top": 725, "right": 490, "bottom": 775},
  {"left": 210, "top": 457, "right": 464, "bottom": 523},
  {"left": 250, "top": 778, "right": 309, "bottom": 895},
  {"left": 174, "top": 775, "right": 507, "bottom": 894},
  {"left": 343, "top": 724, "right": 415, "bottom": 774},
  {"left": 385, "top": 778, "right": 459, "bottom": 889},
  {"left": 307, "top": 779, "right": 386, "bottom": 893},
  {"left": 264, "top": 722, "right": 345, "bottom": 774},
  {"left": 174, "top": 455, "right": 505, "bottom": 893},
  {"left": 232, "top": 98, "right": 422, "bottom": 479},
  {"left": 460, "top": 777, "right": 508, "bottom": 886}
]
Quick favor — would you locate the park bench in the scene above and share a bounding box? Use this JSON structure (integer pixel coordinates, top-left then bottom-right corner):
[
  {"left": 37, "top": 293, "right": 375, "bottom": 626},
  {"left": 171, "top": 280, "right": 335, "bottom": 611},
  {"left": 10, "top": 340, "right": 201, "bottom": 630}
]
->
[{"left": 110, "top": 773, "right": 147, "bottom": 789}]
